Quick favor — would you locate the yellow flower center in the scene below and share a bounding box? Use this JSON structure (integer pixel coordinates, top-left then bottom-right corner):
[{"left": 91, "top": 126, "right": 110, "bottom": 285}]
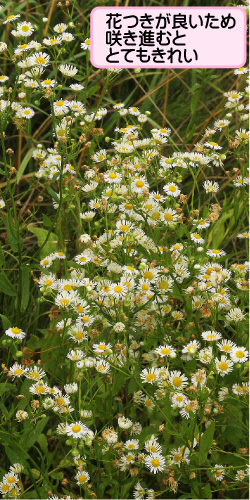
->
[
  {"left": 158, "top": 281, "right": 168, "bottom": 290},
  {"left": 136, "top": 180, "right": 144, "bottom": 188},
  {"left": 64, "top": 284, "right": 72, "bottom": 291},
  {"left": 75, "top": 332, "right": 84, "bottom": 340},
  {"left": 207, "top": 334, "right": 215, "bottom": 340},
  {"left": 222, "top": 345, "right": 231, "bottom": 352},
  {"left": 209, "top": 142, "right": 218, "bottom": 146},
  {"left": 35, "top": 57, "right": 46, "bottom": 64},
  {"left": 176, "top": 395, "right": 183, "bottom": 402},
  {"left": 172, "top": 377, "right": 182, "bottom": 387},
  {"left": 109, "top": 172, "right": 117, "bottom": 179},
  {"left": 143, "top": 271, "right": 153, "bottom": 280},
  {"left": 14, "top": 368, "right": 23, "bottom": 375},
  {"left": 98, "top": 344, "right": 107, "bottom": 350},
  {"left": 12, "top": 328, "right": 21, "bottom": 334},
  {"left": 146, "top": 373, "right": 156, "bottom": 382},
  {"left": 161, "top": 348, "right": 170, "bottom": 355},
  {"left": 114, "top": 285, "right": 123, "bottom": 293},
  {"left": 82, "top": 316, "right": 90, "bottom": 322},
  {"left": 165, "top": 213, "right": 173, "bottom": 221},
  {"left": 151, "top": 458, "right": 160, "bottom": 467},
  {"left": 169, "top": 185, "right": 176, "bottom": 192},
  {"left": 60, "top": 299, "right": 69, "bottom": 306},
  {"left": 21, "top": 26, "right": 30, "bottom": 32},
  {"left": 218, "top": 361, "right": 228, "bottom": 371},
  {"left": 141, "top": 283, "right": 149, "bottom": 291},
  {"left": 76, "top": 305, "right": 84, "bottom": 313},
  {"left": 78, "top": 474, "right": 87, "bottom": 482},
  {"left": 235, "top": 350, "right": 244, "bottom": 358},
  {"left": 120, "top": 224, "right": 129, "bottom": 232},
  {"left": 72, "top": 424, "right": 81, "bottom": 433},
  {"left": 36, "top": 386, "right": 45, "bottom": 394},
  {"left": 45, "top": 279, "right": 53, "bottom": 286}
]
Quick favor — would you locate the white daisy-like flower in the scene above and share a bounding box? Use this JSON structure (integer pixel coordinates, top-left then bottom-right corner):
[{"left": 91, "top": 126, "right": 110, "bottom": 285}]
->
[
  {"left": 212, "top": 465, "right": 225, "bottom": 481},
  {"left": 0, "top": 75, "right": 8, "bottom": 83},
  {"left": 75, "top": 470, "right": 90, "bottom": 485},
  {"left": 70, "top": 83, "right": 84, "bottom": 91},
  {"left": 168, "top": 370, "right": 188, "bottom": 389},
  {"left": 17, "top": 107, "right": 35, "bottom": 119},
  {"left": 171, "top": 392, "right": 188, "bottom": 408},
  {"left": 163, "top": 183, "right": 181, "bottom": 197},
  {"left": 225, "top": 307, "right": 245, "bottom": 322},
  {"left": 215, "top": 355, "right": 234, "bottom": 376},
  {"left": 217, "top": 339, "right": 236, "bottom": 354},
  {"left": 66, "top": 421, "right": 88, "bottom": 438},
  {"left": 140, "top": 367, "right": 160, "bottom": 384},
  {"left": 103, "top": 171, "right": 122, "bottom": 184},
  {"left": 67, "top": 349, "right": 85, "bottom": 361},
  {"left": 182, "top": 340, "right": 200, "bottom": 355},
  {"left": 95, "top": 359, "right": 110, "bottom": 374},
  {"left": 5, "top": 327, "right": 26, "bottom": 340},
  {"left": 31, "top": 51, "right": 50, "bottom": 67},
  {"left": 124, "top": 439, "right": 139, "bottom": 450},
  {"left": 74, "top": 253, "right": 91, "bottom": 265},
  {"left": 206, "top": 249, "right": 226, "bottom": 258},
  {"left": 41, "top": 78, "right": 56, "bottom": 88},
  {"left": 81, "top": 38, "right": 91, "bottom": 50},
  {"left": 93, "top": 149, "right": 106, "bottom": 163},
  {"left": 155, "top": 344, "right": 175, "bottom": 358},
  {"left": 129, "top": 106, "right": 140, "bottom": 116},
  {"left": 145, "top": 453, "right": 166, "bottom": 474},
  {"left": 59, "top": 64, "right": 78, "bottom": 77},
  {"left": 117, "top": 416, "right": 133, "bottom": 429},
  {"left": 230, "top": 346, "right": 249, "bottom": 363},
  {"left": 203, "top": 180, "right": 219, "bottom": 193},
  {"left": 9, "top": 363, "right": 27, "bottom": 379},
  {"left": 235, "top": 470, "right": 247, "bottom": 481},
  {"left": 204, "top": 141, "right": 222, "bottom": 150},
  {"left": 92, "top": 342, "right": 112, "bottom": 355},
  {"left": 224, "top": 91, "right": 243, "bottom": 102},
  {"left": 161, "top": 208, "right": 178, "bottom": 225},
  {"left": 110, "top": 283, "right": 128, "bottom": 299},
  {"left": 234, "top": 67, "right": 248, "bottom": 75},
  {"left": 191, "top": 233, "right": 205, "bottom": 244},
  {"left": 201, "top": 330, "right": 222, "bottom": 341},
  {"left": 131, "top": 176, "right": 149, "bottom": 193},
  {"left": 233, "top": 176, "right": 249, "bottom": 187},
  {"left": 0, "top": 42, "right": 7, "bottom": 53},
  {"left": 3, "top": 14, "right": 21, "bottom": 24},
  {"left": 0, "top": 198, "right": 6, "bottom": 209},
  {"left": 214, "top": 119, "right": 230, "bottom": 130}
]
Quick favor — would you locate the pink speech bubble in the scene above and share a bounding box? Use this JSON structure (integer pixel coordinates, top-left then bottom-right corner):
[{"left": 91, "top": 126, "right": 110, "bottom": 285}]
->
[{"left": 90, "top": 7, "right": 246, "bottom": 69}]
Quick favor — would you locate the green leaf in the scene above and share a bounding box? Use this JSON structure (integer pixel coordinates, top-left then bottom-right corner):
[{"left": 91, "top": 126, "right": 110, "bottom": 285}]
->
[
  {"left": 0, "top": 383, "right": 14, "bottom": 396},
  {"left": 202, "top": 483, "right": 212, "bottom": 499},
  {"left": 0, "top": 314, "right": 11, "bottom": 330},
  {"left": 190, "top": 90, "right": 200, "bottom": 114},
  {"left": 189, "top": 83, "right": 201, "bottom": 92},
  {"left": 20, "top": 417, "right": 49, "bottom": 451},
  {"left": 20, "top": 266, "right": 30, "bottom": 312},
  {"left": 43, "top": 213, "right": 53, "bottom": 229},
  {"left": 0, "top": 271, "right": 17, "bottom": 296},
  {"left": 27, "top": 225, "right": 58, "bottom": 259},
  {"left": 198, "top": 421, "right": 215, "bottom": 465},
  {"left": 17, "top": 148, "right": 34, "bottom": 183},
  {"left": 87, "top": 85, "right": 100, "bottom": 97}
]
